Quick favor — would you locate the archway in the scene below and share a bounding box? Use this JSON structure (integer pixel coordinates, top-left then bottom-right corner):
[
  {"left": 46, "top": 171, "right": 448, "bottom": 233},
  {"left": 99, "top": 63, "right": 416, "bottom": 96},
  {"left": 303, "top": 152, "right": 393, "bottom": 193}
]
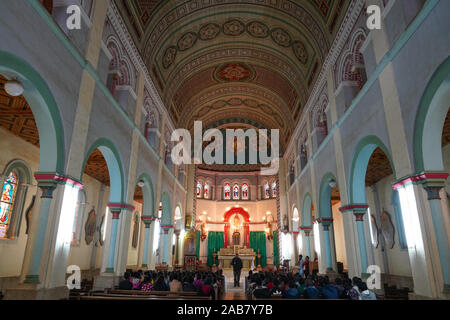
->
[
  {"left": 413, "top": 55, "right": 450, "bottom": 294},
  {"left": 318, "top": 173, "right": 347, "bottom": 274},
  {"left": 223, "top": 207, "right": 250, "bottom": 248},
  {"left": 0, "top": 51, "right": 65, "bottom": 284},
  {"left": 300, "top": 193, "right": 313, "bottom": 261},
  {"left": 348, "top": 135, "right": 413, "bottom": 287},
  {"left": 75, "top": 139, "right": 125, "bottom": 274},
  {"left": 0, "top": 50, "right": 65, "bottom": 173}
]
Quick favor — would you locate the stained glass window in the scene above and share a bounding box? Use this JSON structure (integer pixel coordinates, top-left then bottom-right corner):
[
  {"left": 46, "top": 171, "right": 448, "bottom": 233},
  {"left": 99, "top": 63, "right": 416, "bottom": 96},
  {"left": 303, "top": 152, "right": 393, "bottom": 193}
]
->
[
  {"left": 264, "top": 183, "right": 270, "bottom": 199},
  {"left": 0, "top": 172, "right": 19, "bottom": 239},
  {"left": 242, "top": 184, "right": 249, "bottom": 200},
  {"left": 203, "top": 183, "right": 210, "bottom": 199},
  {"left": 233, "top": 184, "right": 240, "bottom": 200},
  {"left": 224, "top": 183, "right": 231, "bottom": 200},
  {"left": 196, "top": 183, "right": 202, "bottom": 198},
  {"left": 271, "top": 182, "right": 277, "bottom": 198}
]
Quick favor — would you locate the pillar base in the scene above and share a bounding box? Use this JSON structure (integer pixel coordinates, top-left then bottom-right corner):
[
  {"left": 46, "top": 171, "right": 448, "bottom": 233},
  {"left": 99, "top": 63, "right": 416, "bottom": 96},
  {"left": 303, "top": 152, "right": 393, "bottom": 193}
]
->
[
  {"left": 23, "top": 275, "right": 40, "bottom": 284},
  {"left": 4, "top": 284, "right": 69, "bottom": 300},
  {"left": 443, "top": 284, "right": 450, "bottom": 294},
  {"left": 104, "top": 267, "right": 115, "bottom": 273},
  {"left": 92, "top": 275, "right": 120, "bottom": 291}
]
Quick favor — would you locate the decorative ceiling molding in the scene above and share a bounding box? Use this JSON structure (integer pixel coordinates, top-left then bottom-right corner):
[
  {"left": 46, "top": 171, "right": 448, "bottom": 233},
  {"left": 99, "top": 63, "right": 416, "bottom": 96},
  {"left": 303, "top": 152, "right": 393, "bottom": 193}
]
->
[
  {"left": 107, "top": 0, "right": 175, "bottom": 131},
  {"left": 286, "top": 0, "right": 364, "bottom": 156}
]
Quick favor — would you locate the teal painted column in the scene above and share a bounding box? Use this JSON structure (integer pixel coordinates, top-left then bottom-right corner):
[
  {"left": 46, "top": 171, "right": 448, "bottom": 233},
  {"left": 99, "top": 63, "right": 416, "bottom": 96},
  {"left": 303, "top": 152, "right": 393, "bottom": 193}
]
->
[
  {"left": 340, "top": 205, "right": 369, "bottom": 277},
  {"left": 355, "top": 212, "right": 369, "bottom": 276},
  {"left": 300, "top": 227, "right": 312, "bottom": 258},
  {"left": 322, "top": 222, "right": 333, "bottom": 271},
  {"left": 141, "top": 219, "right": 153, "bottom": 268},
  {"left": 24, "top": 184, "right": 57, "bottom": 284},
  {"left": 162, "top": 228, "right": 169, "bottom": 264},
  {"left": 423, "top": 185, "right": 450, "bottom": 293},
  {"left": 105, "top": 209, "right": 121, "bottom": 273}
]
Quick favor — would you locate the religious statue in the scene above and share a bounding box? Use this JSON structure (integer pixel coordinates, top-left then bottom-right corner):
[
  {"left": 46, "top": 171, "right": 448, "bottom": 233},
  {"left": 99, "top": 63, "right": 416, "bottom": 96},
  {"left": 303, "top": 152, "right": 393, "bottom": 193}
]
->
[
  {"left": 84, "top": 208, "right": 96, "bottom": 245},
  {"left": 232, "top": 214, "right": 241, "bottom": 246},
  {"left": 131, "top": 212, "right": 140, "bottom": 248}
]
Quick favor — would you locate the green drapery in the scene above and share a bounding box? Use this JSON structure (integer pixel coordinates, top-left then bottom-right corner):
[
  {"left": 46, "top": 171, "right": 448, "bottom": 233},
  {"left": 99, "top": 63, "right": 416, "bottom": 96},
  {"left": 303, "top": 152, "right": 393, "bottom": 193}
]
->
[
  {"left": 273, "top": 231, "right": 279, "bottom": 265},
  {"left": 196, "top": 230, "right": 200, "bottom": 258},
  {"left": 207, "top": 231, "right": 224, "bottom": 266},
  {"left": 250, "top": 231, "right": 267, "bottom": 266}
]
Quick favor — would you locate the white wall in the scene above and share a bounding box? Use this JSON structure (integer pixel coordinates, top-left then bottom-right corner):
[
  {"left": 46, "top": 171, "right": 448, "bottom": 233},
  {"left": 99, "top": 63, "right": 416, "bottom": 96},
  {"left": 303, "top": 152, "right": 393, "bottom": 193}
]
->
[
  {"left": 366, "top": 175, "right": 413, "bottom": 277},
  {"left": 0, "top": 127, "right": 108, "bottom": 277}
]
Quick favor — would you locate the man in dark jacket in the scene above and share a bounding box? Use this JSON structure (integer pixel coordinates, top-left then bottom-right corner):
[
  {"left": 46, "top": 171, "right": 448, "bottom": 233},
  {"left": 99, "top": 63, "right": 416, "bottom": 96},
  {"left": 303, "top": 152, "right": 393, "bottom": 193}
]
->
[
  {"left": 118, "top": 271, "right": 132, "bottom": 290},
  {"left": 231, "top": 254, "right": 243, "bottom": 287}
]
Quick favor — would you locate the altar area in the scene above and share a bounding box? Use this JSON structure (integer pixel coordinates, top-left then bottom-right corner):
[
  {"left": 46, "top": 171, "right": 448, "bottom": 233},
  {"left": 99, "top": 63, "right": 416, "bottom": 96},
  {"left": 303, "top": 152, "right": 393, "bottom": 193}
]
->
[{"left": 217, "top": 246, "right": 255, "bottom": 270}]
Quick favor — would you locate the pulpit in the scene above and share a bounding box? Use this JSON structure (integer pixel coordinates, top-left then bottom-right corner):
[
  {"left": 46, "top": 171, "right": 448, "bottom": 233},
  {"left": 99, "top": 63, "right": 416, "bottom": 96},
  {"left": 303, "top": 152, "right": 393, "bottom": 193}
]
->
[{"left": 218, "top": 247, "right": 255, "bottom": 270}]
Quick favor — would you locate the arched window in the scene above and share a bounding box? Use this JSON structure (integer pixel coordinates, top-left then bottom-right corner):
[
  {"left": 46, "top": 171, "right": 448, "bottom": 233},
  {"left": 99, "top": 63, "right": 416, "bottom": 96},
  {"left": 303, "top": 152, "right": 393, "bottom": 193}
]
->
[
  {"left": 196, "top": 183, "right": 202, "bottom": 198},
  {"left": 203, "top": 183, "right": 210, "bottom": 199},
  {"left": 264, "top": 183, "right": 270, "bottom": 199},
  {"left": 0, "top": 172, "right": 19, "bottom": 239},
  {"left": 241, "top": 184, "right": 249, "bottom": 200},
  {"left": 71, "top": 189, "right": 87, "bottom": 246},
  {"left": 233, "top": 184, "right": 240, "bottom": 200},
  {"left": 271, "top": 182, "right": 277, "bottom": 198},
  {"left": 158, "top": 201, "right": 162, "bottom": 219},
  {"left": 224, "top": 183, "right": 231, "bottom": 200}
]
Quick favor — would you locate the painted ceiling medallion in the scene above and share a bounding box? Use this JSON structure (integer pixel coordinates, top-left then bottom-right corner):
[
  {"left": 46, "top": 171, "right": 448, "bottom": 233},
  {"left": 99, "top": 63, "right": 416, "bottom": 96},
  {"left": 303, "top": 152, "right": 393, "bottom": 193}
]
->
[
  {"left": 223, "top": 19, "right": 245, "bottom": 36},
  {"left": 216, "top": 63, "right": 255, "bottom": 82},
  {"left": 292, "top": 40, "right": 309, "bottom": 64},
  {"left": 199, "top": 23, "right": 220, "bottom": 40},
  {"left": 177, "top": 32, "right": 198, "bottom": 51},
  {"left": 162, "top": 46, "right": 177, "bottom": 69},
  {"left": 246, "top": 21, "right": 269, "bottom": 38},
  {"left": 271, "top": 28, "right": 292, "bottom": 47}
]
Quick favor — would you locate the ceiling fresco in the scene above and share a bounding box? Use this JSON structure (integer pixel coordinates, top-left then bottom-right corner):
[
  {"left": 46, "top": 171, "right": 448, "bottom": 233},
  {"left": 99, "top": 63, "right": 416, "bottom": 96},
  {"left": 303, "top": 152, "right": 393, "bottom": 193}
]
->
[{"left": 115, "top": 0, "right": 350, "bottom": 151}]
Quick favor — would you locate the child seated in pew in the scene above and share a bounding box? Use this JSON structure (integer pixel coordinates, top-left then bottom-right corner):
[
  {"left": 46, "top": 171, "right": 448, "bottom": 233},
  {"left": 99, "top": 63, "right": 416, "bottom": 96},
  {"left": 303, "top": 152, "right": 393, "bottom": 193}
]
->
[{"left": 118, "top": 272, "right": 133, "bottom": 290}]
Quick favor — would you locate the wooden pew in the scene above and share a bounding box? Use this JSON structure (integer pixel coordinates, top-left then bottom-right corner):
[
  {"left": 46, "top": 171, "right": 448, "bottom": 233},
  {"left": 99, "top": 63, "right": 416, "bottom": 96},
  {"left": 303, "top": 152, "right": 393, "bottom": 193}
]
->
[
  {"left": 73, "top": 295, "right": 209, "bottom": 301},
  {"left": 107, "top": 289, "right": 199, "bottom": 296}
]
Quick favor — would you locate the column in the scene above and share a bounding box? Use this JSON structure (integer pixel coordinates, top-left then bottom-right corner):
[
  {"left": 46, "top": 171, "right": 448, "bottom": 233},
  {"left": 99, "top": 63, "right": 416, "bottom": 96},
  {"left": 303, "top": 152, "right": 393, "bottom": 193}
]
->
[
  {"left": 140, "top": 218, "right": 153, "bottom": 268},
  {"left": 24, "top": 183, "right": 57, "bottom": 284},
  {"left": 300, "top": 226, "right": 312, "bottom": 258},
  {"left": 423, "top": 184, "right": 450, "bottom": 293},
  {"left": 162, "top": 228, "right": 169, "bottom": 264},
  {"left": 321, "top": 219, "right": 334, "bottom": 271},
  {"left": 173, "top": 230, "right": 180, "bottom": 266},
  {"left": 105, "top": 208, "right": 121, "bottom": 273},
  {"left": 340, "top": 205, "right": 369, "bottom": 277}
]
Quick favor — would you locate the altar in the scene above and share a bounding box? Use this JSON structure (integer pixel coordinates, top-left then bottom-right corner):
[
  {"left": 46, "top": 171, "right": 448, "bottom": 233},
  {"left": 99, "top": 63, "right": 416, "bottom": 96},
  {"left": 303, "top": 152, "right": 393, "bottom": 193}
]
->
[{"left": 218, "top": 246, "right": 255, "bottom": 270}]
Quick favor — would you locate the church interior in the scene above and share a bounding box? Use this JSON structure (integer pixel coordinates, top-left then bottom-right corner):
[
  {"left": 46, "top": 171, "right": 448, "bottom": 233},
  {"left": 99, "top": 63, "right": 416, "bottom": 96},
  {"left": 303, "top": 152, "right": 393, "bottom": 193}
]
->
[{"left": 0, "top": 0, "right": 449, "bottom": 301}]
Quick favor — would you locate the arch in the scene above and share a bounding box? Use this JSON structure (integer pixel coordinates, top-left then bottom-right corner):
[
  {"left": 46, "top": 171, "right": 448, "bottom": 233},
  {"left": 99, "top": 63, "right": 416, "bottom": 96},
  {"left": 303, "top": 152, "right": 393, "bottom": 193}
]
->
[
  {"left": 0, "top": 50, "right": 65, "bottom": 173},
  {"left": 224, "top": 207, "right": 250, "bottom": 223},
  {"left": 301, "top": 192, "right": 313, "bottom": 227},
  {"left": 135, "top": 172, "right": 154, "bottom": 217},
  {"left": 414, "top": 55, "right": 450, "bottom": 172},
  {"left": 160, "top": 192, "right": 172, "bottom": 225},
  {"left": 349, "top": 135, "right": 396, "bottom": 204},
  {"left": 318, "top": 172, "right": 338, "bottom": 219},
  {"left": 81, "top": 138, "right": 126, "bottom": 203}
]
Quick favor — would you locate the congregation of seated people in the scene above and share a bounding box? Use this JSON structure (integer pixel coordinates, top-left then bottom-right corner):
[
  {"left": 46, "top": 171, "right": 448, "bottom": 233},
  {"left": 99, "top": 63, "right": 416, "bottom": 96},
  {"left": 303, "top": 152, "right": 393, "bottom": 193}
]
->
[
  {"left": 118, "top": 270, "right": 225, "bottom": 299},
  {"left": 246, "top": 270, "right": 377, "bottom": 300}
]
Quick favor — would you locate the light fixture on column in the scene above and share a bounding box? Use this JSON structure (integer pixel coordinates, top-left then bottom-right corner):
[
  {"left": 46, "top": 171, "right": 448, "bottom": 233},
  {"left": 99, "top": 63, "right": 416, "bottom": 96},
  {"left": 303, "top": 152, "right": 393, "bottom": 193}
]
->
[
  {"left": 5, "top": 79, "right": 24, "bottom": 97},
  {"left": 329, "top": 180, "right": 337, "bottom": 188},
  {"left": 137, "top": 180, "right": 145, "bottom": 188}
]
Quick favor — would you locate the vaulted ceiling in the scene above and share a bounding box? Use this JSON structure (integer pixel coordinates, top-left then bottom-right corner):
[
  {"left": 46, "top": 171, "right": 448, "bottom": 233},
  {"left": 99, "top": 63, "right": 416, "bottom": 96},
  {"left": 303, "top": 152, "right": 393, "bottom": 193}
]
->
[{"left": 115, "top": 0, "right": 351, "bottom": 150}]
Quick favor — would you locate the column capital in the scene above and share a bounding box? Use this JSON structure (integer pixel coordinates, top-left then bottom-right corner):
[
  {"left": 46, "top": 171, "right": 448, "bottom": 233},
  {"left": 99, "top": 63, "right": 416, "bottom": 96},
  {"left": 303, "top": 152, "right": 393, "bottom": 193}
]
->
[
  {"left": 141, "top": 216, "right": 156, "bottom": 227},
  {"left": 339, "top": 204, "right": 368, "bottom": 214},
  {"left": 34, "top": 172, "right": 84, "bottom": 190},
  {"left": 392, "top": 171, "right": 449, "bottom": 190},
  {"left": 300, "top": 226, "right": 312, "bottom": 236},
  {"left": 107, "top": 203, "right": 135, "bottom": 212},
  {"left": 38, "top": 185, "right": 57, "bottom": 199},
  {"left": 423, "top": 186, "right": 444, "bottom": 200}
]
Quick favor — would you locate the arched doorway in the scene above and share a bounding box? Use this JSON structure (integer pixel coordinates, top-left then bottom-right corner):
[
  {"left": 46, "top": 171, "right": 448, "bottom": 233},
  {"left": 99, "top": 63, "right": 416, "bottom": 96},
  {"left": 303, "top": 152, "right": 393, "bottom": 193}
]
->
[
  {"left": 0, "top": 51, "right": 66, "bottom": 287},
  {"left": 318, "top": 173, "right": 347, "bottom": 275},
  {"left": 78, "top": 139, "right": 125, "bottom": 275}
]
